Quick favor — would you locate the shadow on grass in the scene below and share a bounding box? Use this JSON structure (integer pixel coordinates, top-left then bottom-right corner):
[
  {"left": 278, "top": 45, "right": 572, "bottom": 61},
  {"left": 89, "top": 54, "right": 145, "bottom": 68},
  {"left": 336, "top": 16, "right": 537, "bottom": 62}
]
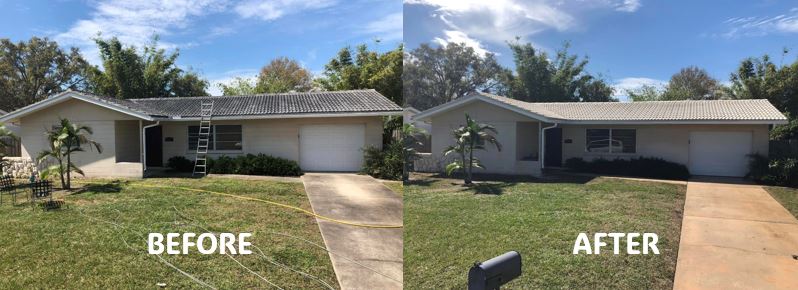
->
[
  {"left": 466, "top": 182, "right": 516, "bottom": 195},
  {"left": 404, "top": 178, "right": 435, "bottom": 187},
  {"left": 72, "top": 180, "right": 130, "bottom": 195},
  {"left": 424, "top": 172, "right": 596, "bottom": 185}
]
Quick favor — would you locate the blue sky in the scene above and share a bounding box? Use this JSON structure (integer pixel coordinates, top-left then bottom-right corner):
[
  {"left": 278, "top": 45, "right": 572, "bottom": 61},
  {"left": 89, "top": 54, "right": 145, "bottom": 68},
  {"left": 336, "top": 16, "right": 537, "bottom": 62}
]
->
[
  {"left": 0, "top": 0, "right": 402, "bottom": 96},
  {"left": 404, "top": 0, "right": 798, "bottom": 101}
]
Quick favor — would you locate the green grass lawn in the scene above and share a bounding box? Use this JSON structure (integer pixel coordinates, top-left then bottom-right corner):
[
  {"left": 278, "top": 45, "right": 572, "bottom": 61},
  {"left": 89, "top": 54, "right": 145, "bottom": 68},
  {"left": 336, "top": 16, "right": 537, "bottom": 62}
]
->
[
  {"left": 0, "top": 177, "right": 337, "bottom": 289},
  {"left": 766, "top": 186, "right": 798, "bottom": 218},
  {"left": 382, "top": 180, "right": 403, "bottom": 196},
  {"left": 404, "top": 174, "right": 686, "bottom": 289}
]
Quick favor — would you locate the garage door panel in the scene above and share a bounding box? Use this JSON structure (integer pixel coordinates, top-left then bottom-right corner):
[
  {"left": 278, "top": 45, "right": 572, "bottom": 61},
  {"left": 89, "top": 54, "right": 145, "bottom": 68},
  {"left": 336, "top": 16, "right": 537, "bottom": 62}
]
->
[
  {"left": 689, "top": 131, "right": 752, "bottom": 177},
  {"left": 300, "top": 124, "right": 365, "bottom": 172}
]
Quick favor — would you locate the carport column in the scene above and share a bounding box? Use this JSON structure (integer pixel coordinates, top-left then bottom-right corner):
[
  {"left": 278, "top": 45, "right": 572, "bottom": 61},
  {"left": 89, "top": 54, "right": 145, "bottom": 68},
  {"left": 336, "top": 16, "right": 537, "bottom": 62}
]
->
[
  {"left": 540, "top": 122, "right": 559, "bottom": 170},
  {"left": 139, "top": 120, "right": 143, "bottom": 173}
]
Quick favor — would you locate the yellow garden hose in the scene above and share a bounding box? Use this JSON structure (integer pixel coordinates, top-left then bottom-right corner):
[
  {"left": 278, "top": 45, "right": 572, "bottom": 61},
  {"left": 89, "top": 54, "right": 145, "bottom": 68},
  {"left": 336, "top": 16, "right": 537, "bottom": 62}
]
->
[{"left": 74, "top": 181, "right": 403, "bottom": 229}]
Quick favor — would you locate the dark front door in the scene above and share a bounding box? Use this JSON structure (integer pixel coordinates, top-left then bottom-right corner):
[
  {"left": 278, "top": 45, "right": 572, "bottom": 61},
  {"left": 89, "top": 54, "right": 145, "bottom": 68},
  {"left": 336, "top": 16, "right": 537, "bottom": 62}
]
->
[
  {"left": 544, "top": 127, "right": 562, "bottom": 167},
  {"left": 145, "top": 126, "right": 163, "bottom": 167}
]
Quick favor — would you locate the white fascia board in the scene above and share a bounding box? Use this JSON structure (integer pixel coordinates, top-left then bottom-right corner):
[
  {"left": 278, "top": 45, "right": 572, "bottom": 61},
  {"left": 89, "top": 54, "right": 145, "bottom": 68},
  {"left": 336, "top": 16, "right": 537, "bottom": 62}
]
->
[
  {"left": 155, "top": 111, "right": 402, "bottom": 121},
  {"left": 559, "top": 119, "right": 789, "bottom": 125},
  {"left": 412, "top": 94, "right": 558, "bottom": 123},
  {"left": 0, "top": 92, "right": 153, "bottom": 122}
]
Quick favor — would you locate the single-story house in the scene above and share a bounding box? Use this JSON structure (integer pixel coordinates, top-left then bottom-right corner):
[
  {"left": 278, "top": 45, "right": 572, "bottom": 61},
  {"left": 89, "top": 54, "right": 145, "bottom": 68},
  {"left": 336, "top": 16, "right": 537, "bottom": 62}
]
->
[
  {"left": 412, "top": 92, "right": 789, "bottom": 177},
  {"left": 403, "top": 106, "right": 432, "bottom": 134},
  {"left": 0, "top": 89, "right": 401, "bottom": 178}
]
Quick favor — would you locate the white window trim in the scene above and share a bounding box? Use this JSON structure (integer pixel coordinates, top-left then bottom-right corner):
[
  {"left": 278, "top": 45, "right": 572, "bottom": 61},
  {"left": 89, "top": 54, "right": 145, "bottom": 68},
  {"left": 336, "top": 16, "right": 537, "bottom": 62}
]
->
[
  {"left": 187, "top": 124, "right": 244, "bottom": 153},
  {"left": 585, "top": 128, "right": 637, "bottom": 154}
]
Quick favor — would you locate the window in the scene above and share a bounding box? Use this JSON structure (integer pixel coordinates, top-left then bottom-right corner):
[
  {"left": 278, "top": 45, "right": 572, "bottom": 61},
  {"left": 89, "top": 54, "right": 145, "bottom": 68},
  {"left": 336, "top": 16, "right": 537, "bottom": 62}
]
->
[
  {"left": 586, "top": 129, "right": 636, "bottom": 153},
  {"left": 188, "top": 125, "right": 242, "bottom": 151}
]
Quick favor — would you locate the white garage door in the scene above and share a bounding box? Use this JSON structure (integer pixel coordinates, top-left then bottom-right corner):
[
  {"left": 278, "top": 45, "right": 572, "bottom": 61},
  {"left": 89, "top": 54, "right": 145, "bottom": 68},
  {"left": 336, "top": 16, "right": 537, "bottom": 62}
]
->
[
  {"left": 300, "top": 124, "right": 365, "bottom": 172},
  {"left": 689, "top": 131, "right": 752, "bottom": 177}
]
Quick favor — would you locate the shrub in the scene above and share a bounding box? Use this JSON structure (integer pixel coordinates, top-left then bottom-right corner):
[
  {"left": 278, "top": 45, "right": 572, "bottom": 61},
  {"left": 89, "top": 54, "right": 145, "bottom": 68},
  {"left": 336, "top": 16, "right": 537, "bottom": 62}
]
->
[
  {"left": 207, "top": 154, "right": 302, "bottom": 176},
  {"left": 361, "top": 142, "right": 403, "bottom": 180},
  {"left": 166, "top": 156, "right": 194, "bottom": 172},
  {"left": 563, "top": 156, "right": 690, "bottom": 180},
  {"left": 747, "top": 154, "right": 798, "bottom": 187}
]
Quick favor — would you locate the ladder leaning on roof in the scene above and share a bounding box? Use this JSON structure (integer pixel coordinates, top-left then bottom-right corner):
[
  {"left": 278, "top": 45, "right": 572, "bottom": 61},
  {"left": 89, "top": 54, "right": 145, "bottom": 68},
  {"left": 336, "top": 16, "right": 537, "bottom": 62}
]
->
[{"left": 193, "top": 101, "right": 214, "bottom": 177}]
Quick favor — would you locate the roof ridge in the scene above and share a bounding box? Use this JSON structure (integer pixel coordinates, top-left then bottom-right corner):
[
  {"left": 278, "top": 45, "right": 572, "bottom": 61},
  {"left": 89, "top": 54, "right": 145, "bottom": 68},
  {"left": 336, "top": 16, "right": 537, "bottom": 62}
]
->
[{"left": 129, "top": 89, "right": 378, "bottom": 101}]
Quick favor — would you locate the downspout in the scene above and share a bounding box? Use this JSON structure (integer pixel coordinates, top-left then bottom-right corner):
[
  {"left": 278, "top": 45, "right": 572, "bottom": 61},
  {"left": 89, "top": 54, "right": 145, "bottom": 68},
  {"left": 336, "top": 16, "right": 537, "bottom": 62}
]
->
[
  {"left": 540, "top": 122, "right": 559, "bottom": 170},
  {"left": 142, "top": 121, "right": 160, "bottom": 172}
]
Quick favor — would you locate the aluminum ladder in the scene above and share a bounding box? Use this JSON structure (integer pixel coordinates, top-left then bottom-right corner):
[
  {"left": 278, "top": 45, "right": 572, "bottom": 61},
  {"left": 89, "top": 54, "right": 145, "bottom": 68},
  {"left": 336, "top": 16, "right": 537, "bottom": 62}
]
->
[{"left": 193, "top": 101, "right": 214, "bottom": 177}]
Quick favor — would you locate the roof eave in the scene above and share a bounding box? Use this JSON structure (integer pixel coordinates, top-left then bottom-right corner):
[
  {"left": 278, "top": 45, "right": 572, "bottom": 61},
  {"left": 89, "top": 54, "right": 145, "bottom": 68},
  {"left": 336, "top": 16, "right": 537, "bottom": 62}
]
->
[
  {"left": 559, "top": 119, "right": 789, "bottom": 125},
  {"left": 153, "top": 110, "right": 402, "bottom": 121},
  {"left": 0, "top": 91, "right": 155, "bottom": 123},
  {"left": 413, "top": 94, "right": 559, "bottom": 123}
]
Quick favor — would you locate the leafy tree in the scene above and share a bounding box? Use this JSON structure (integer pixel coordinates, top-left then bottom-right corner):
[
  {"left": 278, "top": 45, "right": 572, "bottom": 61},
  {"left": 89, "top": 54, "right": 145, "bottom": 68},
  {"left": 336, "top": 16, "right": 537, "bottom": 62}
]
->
[
  {"left": 404, "top": 43, "right": 506, "bottom": 109},
  {"left": 87, "top": 37, "right": 208, "bottom": 99},
  {"left": 402, "top": 123, "right": 426, "bottom": 181},
  {"left": 0, "top": 37, "right": 90, "bottom": 111},
  {"left": 728, "top": 54, "right": 798, "bottom": 139},
  {"left": 37, "top": 118, "right": 102, "bottom": 189},
  {"left": 218, "top": 77, "right": 258, "bottom": 96},
  {"left": 664, "top": 66, "right": 721, "bottom": 100},
  {"left": 0, "top": 123, "right": 16, "bottom": 174},
  {"left": 503, "top": 41, "right": 616, "bottom": 102},
  {"left": 318, "top": 43, "right": 403, "bottom": 106},
  {"left": 444, "top": 114, "right": 502, "bottom": 185},
  {"left": 256, "top": 57, "right": 312, "bottom": 93},
  {"left": 626, "top": 84, "right": 665, "bottom": 102}
]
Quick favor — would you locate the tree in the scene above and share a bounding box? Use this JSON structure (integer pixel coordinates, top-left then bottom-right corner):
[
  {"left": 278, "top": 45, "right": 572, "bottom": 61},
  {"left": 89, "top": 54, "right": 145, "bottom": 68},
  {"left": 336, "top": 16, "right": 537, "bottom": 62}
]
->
[
  {"left": 0, "top": 123, "right": 16, "bottom": 174},
  {"left": 37, "top": 118, "right": 102, "bottom": 189},
  {"left": 503, "top": 41, "right": 616, "bottom": 102},
  {"left": 444, "top": 114, "right": 502, "bottom": 185},
  {"left": 87, "top": 37, "right": 208, "bottom": 99},
  {"left": 218, "top": 77, "right": 258, "bottom": 96},
  {"left": 402, "top": 123, "right": 426, "bottom": 181},
  {"left": 0, "top": 37, "right": 90, "bottom": 112},
  {"left": 728, "top": 54, "right": 798, "bottom": 139},
  {"left": 404, "top": 43, "right": 506, "bottom": 109},
  {"left": 318, "top": 43, "right": 403, "bottom": 106},
  {"left": 663, "top": 66, "right": 721, "bottom": 100},
  {"left": 256, "top": 57, "right": 312, "bottom": 93},
  {"left": 626, "top": 84, "right": 665, "bottom": 102}
]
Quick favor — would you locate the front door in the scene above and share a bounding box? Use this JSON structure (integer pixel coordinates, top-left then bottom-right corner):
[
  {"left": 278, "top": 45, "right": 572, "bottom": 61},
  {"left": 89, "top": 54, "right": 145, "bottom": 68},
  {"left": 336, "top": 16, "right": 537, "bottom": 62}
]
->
[
  {"left": 544, "top": 127, "right": 562, "bottom": 167},
  {"left": 145, "top": 126, "right": 163, "bottom": 167}
]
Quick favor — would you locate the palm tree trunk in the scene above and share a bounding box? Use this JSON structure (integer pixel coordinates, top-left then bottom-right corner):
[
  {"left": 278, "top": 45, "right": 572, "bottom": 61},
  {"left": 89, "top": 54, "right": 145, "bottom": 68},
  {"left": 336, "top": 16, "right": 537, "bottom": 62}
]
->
[
  {"left": 65, "top": 145, "right": 71, "bottom": 189},
  {"left": 466, "top": 142, "right": 474, "bottom": 185}
]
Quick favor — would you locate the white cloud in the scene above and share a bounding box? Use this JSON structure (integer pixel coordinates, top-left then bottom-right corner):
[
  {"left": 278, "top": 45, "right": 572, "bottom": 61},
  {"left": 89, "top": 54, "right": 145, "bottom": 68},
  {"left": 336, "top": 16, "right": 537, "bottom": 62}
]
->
[
  {"left": 612, "top": 77, "right": 666, "bottom": 100},
  {"left": 615, "top": 0, "right": 641, "bottom": 13},
  {"left": 720, "top": 8, "right": 798, "bottom": 38},
  {"left": 234, "top": 0, "right": 337, "bottom": 21},
  {"left": 362, "top": 12, "right": 403, "bottom": 41},
  {"left": 207, "top": 68, "right": 259, "bottom": 96},
  {"left": 56, "top": 0, "right": 228, "bottom": 64},
  {"left": 433, "top": 30, "right": 491, "bottom": 56}
]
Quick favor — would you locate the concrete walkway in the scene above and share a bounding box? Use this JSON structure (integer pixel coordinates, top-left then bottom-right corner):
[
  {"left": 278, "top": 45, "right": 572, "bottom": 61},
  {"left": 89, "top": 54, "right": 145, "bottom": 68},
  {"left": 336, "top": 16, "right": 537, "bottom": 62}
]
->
[
  {"left": 674, "top": 178, "right": 798, "bottom": 289},
  {"left": 301, "top": 173, "right": 403, "bottom": 290}
]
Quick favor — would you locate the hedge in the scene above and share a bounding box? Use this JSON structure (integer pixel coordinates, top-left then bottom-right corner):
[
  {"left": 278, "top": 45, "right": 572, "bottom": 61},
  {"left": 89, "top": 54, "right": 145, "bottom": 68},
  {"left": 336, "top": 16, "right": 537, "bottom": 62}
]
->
[{"left": 564, "top": 156, "right": 690, "bottom": 180}]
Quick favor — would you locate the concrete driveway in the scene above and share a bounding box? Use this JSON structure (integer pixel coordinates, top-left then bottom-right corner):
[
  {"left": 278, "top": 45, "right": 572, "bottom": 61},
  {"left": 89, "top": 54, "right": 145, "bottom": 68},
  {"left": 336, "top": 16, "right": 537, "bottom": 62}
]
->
[
  {"left": 301, "top": 173, "right": 403, "bottom": 290},
  {"left": 674, "top": 177, "right": 798, "bottom": 289}
]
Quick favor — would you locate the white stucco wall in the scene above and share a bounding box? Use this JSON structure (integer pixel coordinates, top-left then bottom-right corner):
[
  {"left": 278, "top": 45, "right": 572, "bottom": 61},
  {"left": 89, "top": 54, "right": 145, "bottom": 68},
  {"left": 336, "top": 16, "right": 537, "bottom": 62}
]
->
[
  {"left": 559, "top": 124, "right": 770, "bottom": 166},
  {"left": 429, "top": 101, "right": 541, "bottom": 176},
  {"left": 17, "top": 98, "right": 143, "bottom": 178},
  {"left": 159, "top": 116, "right": 384, "bottom": 165}
]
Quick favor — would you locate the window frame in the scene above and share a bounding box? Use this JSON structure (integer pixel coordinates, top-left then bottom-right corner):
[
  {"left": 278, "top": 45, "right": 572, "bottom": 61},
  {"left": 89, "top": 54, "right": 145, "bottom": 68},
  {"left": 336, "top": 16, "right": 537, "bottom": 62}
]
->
[
  {"left": 584, "top": 128, "right": 637, "bottom": 154},
  {"left": 187, "top": 124, "right": 243, "bottom": 152}
]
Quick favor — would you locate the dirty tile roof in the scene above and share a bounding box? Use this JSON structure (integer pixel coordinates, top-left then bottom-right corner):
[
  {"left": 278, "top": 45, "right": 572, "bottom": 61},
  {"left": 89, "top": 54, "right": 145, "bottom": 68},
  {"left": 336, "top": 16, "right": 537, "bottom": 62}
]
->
[
  {"left": 478, "top": 92, "right": 788, "bottom": 122},
  {"left": 129, "top": 89, "right": 401, "bottom": 118}
]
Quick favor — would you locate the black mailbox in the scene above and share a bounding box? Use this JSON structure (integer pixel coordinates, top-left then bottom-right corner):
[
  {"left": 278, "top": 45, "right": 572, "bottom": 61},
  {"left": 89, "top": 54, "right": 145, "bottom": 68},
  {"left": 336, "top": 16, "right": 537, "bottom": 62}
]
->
[{"left": 467, "top": 251, "right": 522, "bottom": 290}]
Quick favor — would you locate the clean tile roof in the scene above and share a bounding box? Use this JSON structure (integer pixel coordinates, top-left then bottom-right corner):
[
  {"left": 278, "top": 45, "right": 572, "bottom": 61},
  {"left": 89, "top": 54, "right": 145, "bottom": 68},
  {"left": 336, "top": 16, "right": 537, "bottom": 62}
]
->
[{"left": 477, "top": 92, "right": 788, "bottom": 123}]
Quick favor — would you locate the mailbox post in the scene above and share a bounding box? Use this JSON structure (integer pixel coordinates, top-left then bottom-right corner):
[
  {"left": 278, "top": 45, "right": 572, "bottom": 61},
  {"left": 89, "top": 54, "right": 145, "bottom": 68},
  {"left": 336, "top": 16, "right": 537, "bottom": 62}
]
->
[{"left": 467, "top": 251, "right": 522, "bottom": 290}]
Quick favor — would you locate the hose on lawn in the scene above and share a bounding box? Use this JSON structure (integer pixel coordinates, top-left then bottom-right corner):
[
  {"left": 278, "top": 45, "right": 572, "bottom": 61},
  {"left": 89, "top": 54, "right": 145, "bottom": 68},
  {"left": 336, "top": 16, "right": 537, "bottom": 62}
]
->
[{"left": 73, "top": 181, "right": 403, "bottom": 229}]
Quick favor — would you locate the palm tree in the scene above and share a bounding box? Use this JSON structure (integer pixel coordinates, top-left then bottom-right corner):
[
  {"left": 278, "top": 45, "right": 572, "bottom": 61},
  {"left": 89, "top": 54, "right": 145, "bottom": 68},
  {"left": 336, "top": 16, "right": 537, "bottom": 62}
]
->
[
  {"left": 402, "top": 123, "right": 427, "bottom": 181},
  {"left": 37, "top": 118, "right": 102, "bottom": 189},
  {"left": 444, "top": 114, "right": 502, "bottom": 185},
  {"left": 0, "top": 123, "right": 17, "bottom": 175}
]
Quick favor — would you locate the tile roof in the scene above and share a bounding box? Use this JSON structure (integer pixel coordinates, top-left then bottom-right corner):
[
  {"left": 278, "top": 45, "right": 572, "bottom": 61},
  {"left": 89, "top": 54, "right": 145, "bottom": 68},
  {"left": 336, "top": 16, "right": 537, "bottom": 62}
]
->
[
  {"left": 129, "top": 89, "right": 401, "bottom": 118},
  {"left": 477, "top": 92, "right": 788, "bottom": 123}
]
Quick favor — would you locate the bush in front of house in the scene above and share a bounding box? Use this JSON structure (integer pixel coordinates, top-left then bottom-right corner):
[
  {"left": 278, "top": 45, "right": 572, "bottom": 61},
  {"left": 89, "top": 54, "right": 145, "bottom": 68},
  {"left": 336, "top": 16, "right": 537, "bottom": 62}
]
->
[
  {"left": 166, "top": 156, "right": 194, "bottom": 172},
  {"left": 361, "top": 142, "right": 403, "bottom": 180},
  {"left": 206, "top": 154, "right": 302, "bottom": 176},
  {"left": 564, "top": 156, "right": 690, "bottom": 180},
  {"left": 747, "top": 154, "right": 798, "bottom": 187}
]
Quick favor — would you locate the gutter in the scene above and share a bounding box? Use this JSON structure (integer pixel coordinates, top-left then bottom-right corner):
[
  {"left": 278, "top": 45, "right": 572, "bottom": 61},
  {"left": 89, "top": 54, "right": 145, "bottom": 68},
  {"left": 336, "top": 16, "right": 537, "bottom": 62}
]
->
[
  {"left": 540, "top": 123, "right": 559, "bottom": 170},
  {"left": 142, "top": 121, "right": 160, "bottom": 172}
]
